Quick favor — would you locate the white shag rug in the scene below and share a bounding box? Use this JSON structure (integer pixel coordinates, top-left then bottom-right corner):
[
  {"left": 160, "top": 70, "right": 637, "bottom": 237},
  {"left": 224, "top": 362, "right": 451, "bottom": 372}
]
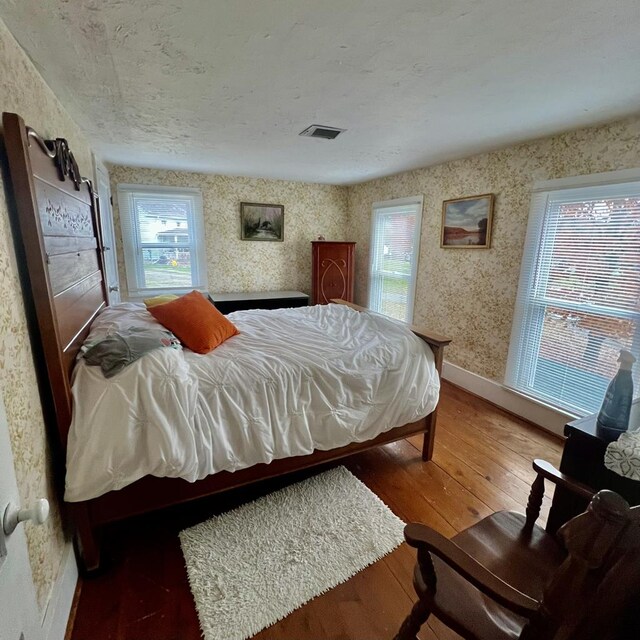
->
[{"left": 179, "top": 466, "right": 405, "bottom": 640}]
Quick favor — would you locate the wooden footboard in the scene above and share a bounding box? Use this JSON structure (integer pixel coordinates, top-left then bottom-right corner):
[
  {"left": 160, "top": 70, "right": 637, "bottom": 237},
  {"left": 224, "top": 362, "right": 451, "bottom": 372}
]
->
[{"left": 331, "top": 299, "right": 451, "bottom": 460}]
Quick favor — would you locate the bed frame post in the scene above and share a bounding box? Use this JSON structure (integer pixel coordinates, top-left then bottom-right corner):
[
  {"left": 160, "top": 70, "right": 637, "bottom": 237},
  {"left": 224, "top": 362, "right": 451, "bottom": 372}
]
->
[
  {"left": 422, "top": 341, "right": 445, "bottom": 461},
  {"left": 72, "top": 503, "right": 101, "bottom": 573}
]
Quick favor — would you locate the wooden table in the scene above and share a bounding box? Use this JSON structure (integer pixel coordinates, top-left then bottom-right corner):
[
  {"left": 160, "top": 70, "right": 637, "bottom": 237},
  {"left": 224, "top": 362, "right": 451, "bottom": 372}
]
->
[
  {"left": 547, "top": 399, "right": 640, "bottom": 534},
  {"left": 207, "top": 290, "right": 309, "bottom": 314}
]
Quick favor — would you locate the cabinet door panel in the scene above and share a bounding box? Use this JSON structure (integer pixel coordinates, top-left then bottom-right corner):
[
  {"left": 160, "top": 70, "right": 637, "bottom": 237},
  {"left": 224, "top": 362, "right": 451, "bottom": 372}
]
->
[{"left": 312, "top": 242, "right": 355, "bottom": 305}]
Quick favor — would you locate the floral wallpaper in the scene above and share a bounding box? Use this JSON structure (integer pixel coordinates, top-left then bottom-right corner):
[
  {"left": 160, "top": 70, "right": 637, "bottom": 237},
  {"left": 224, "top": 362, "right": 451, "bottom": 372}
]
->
[
  {"left": 107, "top": 166, "right": 349, "bottom": 299},
  {"left": 348, "top": 115, "right": 640, "bottom": 383},
  {"left": 0, "top": 17, "right": 94, "bottom": 610}
]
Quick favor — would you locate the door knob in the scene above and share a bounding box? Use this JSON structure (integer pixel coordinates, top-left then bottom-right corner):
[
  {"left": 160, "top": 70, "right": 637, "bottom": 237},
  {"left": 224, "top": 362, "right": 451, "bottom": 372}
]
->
[
  {"left": 3, "top": 499, "right": 50, "bottom": 536},
  {"left": 109, "top": 285, "right": 120, "bottom": 292}
]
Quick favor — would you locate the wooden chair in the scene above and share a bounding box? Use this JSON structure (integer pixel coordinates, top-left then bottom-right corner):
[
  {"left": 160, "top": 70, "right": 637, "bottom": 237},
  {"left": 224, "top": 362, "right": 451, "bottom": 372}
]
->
[{"left": 395, "top": 459, "right": 640, "bottom": 640}]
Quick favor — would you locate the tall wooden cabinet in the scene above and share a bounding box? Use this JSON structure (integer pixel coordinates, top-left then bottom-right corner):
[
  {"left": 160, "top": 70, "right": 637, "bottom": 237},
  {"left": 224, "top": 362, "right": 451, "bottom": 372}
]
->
[{"left": 311, "top": 241, "right": 356, "bottom": 305}]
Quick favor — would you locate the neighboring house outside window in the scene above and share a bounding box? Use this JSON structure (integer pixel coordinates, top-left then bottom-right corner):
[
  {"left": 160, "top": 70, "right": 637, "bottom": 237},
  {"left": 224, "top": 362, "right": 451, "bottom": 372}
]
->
[
  {"left": 506, "top": 170, "right": 640, "bottom": 416},
  {"left": 117, "top": 184, "right": 207, "bottom": 297},
  {"left": 368, "top": 196, "right": 423, "bottom": 323}
]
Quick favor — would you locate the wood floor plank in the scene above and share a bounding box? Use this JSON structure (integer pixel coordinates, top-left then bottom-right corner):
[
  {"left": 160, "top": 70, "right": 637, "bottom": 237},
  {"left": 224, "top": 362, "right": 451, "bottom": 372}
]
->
[
  {"left": 443, "top": 382, "right": 562, "bottom": 451},
  {"left": 411, "top": 429, "right": 554, "bottom": 525},
  {"left": 437, "top": 410, "right": 545, "bottom": 486},
  {"left": 408, "top": 429, "right": 553, "bottom": 510},
  {"left": 431, "top": 442, "right": 522, "bottom": 513},
  {"left": 69, "top": 383, "right": 563, "bottom": 640},
  {"left": 68, "top": 561, "right": 121, "bottom": 639},
  {"left": 254, "top": 558, "right": 431, "bottom": 640},
  {"left": 371, "top": 438, "right": 494, "bottom": 531},
  {"left": 346, "top": 447, "right": 457, "bottom": 537},
  {"left": 408, "top": 429, "right": 533, "bottom": 506},
  {"left": 441, "top": 385, "right": 562, "bottom": 466}
]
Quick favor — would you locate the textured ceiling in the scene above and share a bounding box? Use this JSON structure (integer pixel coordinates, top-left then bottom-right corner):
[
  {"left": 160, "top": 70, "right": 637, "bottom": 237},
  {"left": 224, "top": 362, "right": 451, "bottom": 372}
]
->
[{"left": 1, "top": 0, "right": 639, "bottom": 184}]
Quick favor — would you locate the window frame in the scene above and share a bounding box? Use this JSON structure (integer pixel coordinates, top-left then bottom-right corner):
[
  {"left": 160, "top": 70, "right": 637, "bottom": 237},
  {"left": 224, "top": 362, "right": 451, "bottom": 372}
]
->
[
  {"left": 117, "top": 184, "right": 208, "bottom": 297},
  {"left": 505, "top": 168, "right": 640, "bottom": 416},
  {"left": 368, "top": 195, "right": 424, "bottom": 323}
]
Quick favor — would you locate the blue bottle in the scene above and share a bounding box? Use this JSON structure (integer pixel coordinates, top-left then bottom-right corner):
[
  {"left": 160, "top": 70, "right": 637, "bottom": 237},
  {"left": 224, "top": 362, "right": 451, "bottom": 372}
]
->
[{"left": 597, "top": 350, "right": 636, "bottom": 442}]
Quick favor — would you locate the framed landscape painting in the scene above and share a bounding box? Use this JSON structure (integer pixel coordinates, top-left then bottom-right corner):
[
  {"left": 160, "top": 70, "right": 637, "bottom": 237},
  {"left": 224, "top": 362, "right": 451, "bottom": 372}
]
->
[
  {"left": 441, "top": 193, "right": 495, "bottom": 248},
  {"left": 240, "top": 202, "right": 284, "bottom": 241}
]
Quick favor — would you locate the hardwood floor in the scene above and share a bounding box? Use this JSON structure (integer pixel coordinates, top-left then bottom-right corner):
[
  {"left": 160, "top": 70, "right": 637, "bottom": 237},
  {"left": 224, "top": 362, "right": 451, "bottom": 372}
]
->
[{"left": 68, "top": 381, "right": 563, "bottom": 640}]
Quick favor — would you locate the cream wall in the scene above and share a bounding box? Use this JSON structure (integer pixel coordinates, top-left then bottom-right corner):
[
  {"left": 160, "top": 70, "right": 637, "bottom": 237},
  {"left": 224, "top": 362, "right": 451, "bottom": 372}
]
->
[
  {"left": 0, "top": 18, "right": 94, "bottom": 609},
  {"left": 108, "top": 166, "right": 349, "bottom": 299},
  {"left": 348, "top": 115, "right": 640, "bottom": 383}
]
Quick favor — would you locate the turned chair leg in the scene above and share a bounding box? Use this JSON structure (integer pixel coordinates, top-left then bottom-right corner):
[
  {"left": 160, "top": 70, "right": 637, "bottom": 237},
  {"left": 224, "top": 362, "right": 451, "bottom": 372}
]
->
[
  {"left": 524, "top": 473, "right": 545, "bottom": 531},
  {"left": 394, "top": 598, "right": 432, "bottom": 640}
]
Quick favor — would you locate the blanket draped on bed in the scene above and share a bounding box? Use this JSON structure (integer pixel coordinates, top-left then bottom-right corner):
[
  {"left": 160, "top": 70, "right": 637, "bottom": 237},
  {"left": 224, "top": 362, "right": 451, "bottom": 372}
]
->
[{"left": 65, "top": 303, "right": 439, "bottom": 502}]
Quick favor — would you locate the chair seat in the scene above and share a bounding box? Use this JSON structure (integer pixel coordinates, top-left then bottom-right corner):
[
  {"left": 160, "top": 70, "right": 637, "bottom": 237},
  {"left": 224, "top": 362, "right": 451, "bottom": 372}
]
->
[{"left": 416, "top": 512, "right": 567, "bottom": 640}]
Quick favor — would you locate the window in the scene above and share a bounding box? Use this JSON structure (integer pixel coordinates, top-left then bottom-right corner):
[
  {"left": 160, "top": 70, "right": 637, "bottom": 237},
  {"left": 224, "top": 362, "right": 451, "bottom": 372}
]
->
[
  {"left": 117, "top": 184, "right": 207, "bottom": 296},
  {"left": 506, "top": 171, "right": 640, "bottom": 416},
  {"left": 368, "top": 196, "right": 423, "bottom": 322}
]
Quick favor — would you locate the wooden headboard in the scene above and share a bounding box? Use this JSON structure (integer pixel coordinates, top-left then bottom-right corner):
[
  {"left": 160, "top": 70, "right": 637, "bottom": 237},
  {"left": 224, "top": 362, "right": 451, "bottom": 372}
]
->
[{"left": 2, "top": 112, "right": 108, "bottom": 450}]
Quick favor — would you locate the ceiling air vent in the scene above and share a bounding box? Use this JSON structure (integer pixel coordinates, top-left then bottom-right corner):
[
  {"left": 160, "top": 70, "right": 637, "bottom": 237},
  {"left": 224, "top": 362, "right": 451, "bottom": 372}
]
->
[{"left": 299, "top": 124, "right": 345, "bottom": 140}]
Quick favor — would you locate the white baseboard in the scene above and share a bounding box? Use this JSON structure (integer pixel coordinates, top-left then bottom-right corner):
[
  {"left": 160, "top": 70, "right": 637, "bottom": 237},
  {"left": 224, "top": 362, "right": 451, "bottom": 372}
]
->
[
  {"left": 441, "top": 360, "right": 575, "bottom": 437},
  {"left": 42, "top": 543, "right": 78, "bottom": 640}
]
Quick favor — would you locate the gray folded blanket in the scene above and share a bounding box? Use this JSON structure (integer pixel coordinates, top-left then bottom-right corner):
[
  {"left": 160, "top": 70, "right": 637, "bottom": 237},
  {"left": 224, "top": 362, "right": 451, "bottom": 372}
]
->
[{"left": 83, "top": 327, "right": 180, "bottom": 378}]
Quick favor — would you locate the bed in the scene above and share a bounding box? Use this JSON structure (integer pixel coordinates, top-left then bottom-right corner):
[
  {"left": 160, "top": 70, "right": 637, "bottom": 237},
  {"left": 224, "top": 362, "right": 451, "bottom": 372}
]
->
[{"left": 2, "top": 111, "right": 450, "bottom": 571}]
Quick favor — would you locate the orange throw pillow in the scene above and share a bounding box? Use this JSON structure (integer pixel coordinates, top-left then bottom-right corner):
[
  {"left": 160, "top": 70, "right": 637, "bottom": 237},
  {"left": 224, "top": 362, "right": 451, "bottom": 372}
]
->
[{"left": 148, "top": 290, "right": 239, "bottom": 354}]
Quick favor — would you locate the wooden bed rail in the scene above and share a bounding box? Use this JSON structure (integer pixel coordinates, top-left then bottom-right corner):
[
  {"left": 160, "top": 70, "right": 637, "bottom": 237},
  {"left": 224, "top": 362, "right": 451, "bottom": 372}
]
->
[{"left": 331, "top": 298, "right": 451, "bottom": 460}]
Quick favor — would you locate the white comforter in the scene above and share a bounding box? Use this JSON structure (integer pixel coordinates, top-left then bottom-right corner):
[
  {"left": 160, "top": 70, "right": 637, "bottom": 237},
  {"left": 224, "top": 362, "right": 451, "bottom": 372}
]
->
[{"left": 65, "top": 303, "right": 439, "bottom": 502}]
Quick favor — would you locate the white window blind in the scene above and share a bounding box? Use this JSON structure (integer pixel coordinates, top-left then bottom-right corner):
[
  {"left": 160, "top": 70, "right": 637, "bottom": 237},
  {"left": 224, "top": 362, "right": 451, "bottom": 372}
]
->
[
  {"left": 117, "top": 184, "right": 207, "bottom": 296},
  {"left": 368, "top": 196, "right": 423, "bottom": 322},
  {"left": 506, "top": 173, "right": 640, "bottom": 416}
]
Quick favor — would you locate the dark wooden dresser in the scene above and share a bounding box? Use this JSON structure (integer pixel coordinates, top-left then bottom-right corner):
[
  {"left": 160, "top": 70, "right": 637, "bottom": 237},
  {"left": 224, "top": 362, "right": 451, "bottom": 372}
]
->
[
  {"left": 547, "top": 399, "right": 640, "bottom": 534},
  {"left": 207, "top": 290, "right": 309, "bottom": 314},
  {"left": 311, "top": 241, "right": 355, "bottom": 305},
  {"left": 545, "top": 401, "right": 640, "bottom": 639}
]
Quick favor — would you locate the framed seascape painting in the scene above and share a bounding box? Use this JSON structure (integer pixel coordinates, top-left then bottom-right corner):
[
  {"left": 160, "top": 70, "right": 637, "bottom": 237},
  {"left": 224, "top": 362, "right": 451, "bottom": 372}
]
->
[
  {"left": 441, "top": 193, "right": 495, "bottom": 248},
  {"left": 240, "top": 202, "right": 284, "bottom": 241}
]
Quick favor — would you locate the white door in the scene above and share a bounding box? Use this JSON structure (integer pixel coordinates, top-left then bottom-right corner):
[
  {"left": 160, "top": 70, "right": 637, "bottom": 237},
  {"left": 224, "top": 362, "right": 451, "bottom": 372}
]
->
[
  {"left": 94, "top": 161, "right": 121, "bottom": 304},
  {"left": 0, "top": 395, "right": 42, "bottom": 640}
]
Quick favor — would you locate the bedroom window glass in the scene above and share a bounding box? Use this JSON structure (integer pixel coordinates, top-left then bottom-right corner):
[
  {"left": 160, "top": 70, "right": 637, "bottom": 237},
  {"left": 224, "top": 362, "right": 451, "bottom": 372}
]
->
[
  {"left": 368, "top": 196, "right": 423, "bottom": 323},
  {"left": 506, "top": 171, "right": 640, "bottom": 416},
  {"left": 117, "top": 184, "right": 207, "bottom": 296}
]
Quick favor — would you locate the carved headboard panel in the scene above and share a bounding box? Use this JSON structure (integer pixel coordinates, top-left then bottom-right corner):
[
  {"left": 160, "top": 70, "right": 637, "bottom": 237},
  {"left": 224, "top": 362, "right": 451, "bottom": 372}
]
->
[{"left": 2, "top": 112, "right": 108, "bottom": 450}]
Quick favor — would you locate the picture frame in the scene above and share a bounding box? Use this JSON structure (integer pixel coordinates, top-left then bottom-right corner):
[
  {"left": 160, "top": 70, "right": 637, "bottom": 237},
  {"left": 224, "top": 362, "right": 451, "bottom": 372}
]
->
[
  {"left": 240, "top": 202, "right": 284, "bottom": 241},
  {"left": 441, "top": 193, "right": 495, "bottom": 249}
]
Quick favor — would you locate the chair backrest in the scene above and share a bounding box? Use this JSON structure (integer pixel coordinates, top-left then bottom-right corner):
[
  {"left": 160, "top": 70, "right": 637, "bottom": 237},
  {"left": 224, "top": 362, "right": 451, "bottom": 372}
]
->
[{"left": 526, "top": 490, "right": 640, "bottom": 640}]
